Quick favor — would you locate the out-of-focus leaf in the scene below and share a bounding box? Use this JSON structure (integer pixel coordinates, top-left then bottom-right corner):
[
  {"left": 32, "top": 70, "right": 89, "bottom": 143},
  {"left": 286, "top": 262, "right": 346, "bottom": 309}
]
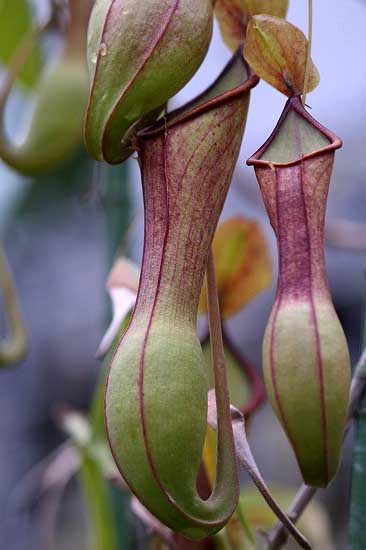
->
[
  {"left": 244, "top": 15, "right": 320, "bottom": 96},
  {"left": 239, "top": 487, "right": 333, "bottom": 548},
  {"left": 96, "top": 257, "right": 139, "bottom": 358},
  {"left": 215, "top": 0, "right": 249, "bottom": 51},
  {"left": 62, "top": 411, "right": 119, "bottom": 550},
  {"left": 245, "top": 0, "right": 288, "bottom": 16},
  {"left": 131, "top": 498, "right": 175, "bottom": 547},
  {"left": 65, "top": 293, "right": 136, "bottom": 550},
  {"left": 0, "top": 0, "right": 42, "bottom": 88},
  {"left": 79, "top": 452, "right": 119, "bottom": 550},
  {"left": 207, "top": 393, "right": 311, "bottom": 549},
  {"left": 199, "top": 216, "right": 272, "bottom": 319}
]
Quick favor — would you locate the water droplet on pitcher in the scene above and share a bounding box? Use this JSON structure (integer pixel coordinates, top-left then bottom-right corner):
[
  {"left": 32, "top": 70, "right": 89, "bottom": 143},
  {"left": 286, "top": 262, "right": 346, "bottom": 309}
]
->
[{"left": 100, "top": 43, "right": 108, "bottom": 57}]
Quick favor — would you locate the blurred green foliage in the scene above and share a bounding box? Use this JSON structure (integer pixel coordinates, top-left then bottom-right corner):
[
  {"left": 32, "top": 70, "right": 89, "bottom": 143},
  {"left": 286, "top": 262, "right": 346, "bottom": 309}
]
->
[{"left": 0, "top": 0, "right": 42, "bottom": 88}]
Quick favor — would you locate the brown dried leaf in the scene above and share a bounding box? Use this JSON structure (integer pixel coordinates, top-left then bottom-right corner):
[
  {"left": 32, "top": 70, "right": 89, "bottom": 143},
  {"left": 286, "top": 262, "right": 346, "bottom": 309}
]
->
[{"left": 244, "top": 15, "right": 320, "bottom": 96}]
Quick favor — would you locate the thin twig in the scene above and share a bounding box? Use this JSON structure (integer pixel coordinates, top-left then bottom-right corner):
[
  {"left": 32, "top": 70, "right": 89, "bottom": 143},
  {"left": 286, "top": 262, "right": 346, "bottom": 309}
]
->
[
  {"left": 6, "top": 442, "right": 75, "bottom": 516},
  {"left": 207, "top": 392, "right": 311, "bottom": 550},
  {"left": 222, "top": 328, "right": 266, "bottom": 418},
  {"left": 131, "top": 497, "right": 176, "bottom": 548},
  {"left": 269, "top": 346, "right": 366, "bottom": 549},
  {"left": 206, "top": 249, "right": 310, "bottom": 549},
  {"left": 302, "top": 0, "right": 313, "bottom": 105}
]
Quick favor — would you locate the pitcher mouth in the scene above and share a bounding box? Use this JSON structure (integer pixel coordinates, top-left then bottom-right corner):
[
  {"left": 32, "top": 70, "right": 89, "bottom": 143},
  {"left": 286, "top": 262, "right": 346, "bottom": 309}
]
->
[{"left": 247, "top": 95, "right": 342, "bottom": 168}]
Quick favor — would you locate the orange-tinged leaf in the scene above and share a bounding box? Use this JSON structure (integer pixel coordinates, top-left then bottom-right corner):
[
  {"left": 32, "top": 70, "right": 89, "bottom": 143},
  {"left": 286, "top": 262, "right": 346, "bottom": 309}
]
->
[
  {"left": 199, "top": 216, "right": 272, "bottom": 318},
  {"left": 215, "top": 0, "right": 288, "bottom": 51},
  {"left": 244, "top": 15, "right": 320, "bottom": 96},
  {"left": 215, "top": 0, "right": 249, "bottom": 51},
  {"left": 245, "top": 0, "right": 288, "bottom": 17}
]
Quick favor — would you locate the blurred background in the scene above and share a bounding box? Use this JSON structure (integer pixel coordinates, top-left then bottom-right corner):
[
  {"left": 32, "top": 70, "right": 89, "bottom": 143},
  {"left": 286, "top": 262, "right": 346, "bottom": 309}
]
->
[{"left": 0, "top": 1, "right": 365, "bottom": 549}]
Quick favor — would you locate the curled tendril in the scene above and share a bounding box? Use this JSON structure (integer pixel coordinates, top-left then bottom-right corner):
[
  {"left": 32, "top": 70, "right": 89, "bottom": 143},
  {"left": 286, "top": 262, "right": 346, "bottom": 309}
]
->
[{"left": 0, "top": 246, "right": 27, "bottom": 367}]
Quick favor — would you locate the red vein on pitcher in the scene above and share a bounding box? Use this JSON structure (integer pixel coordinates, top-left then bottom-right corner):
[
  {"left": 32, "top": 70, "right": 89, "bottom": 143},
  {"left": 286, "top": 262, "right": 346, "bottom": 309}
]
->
[
  {"left": 247, "top": 95, "right": 350, "bottom": 488},
  {"left": 105, "top": 53, "right": 259, "bottom": 538}
]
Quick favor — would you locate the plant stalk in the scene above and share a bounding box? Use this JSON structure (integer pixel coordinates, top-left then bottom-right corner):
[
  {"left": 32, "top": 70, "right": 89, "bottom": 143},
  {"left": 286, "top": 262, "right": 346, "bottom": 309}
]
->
[
  {"left": 302, "top": 0, "right": 313, "bottom": 105},
  {"left": 206, "top": 246, "right": 239, "bottom": 510},
  {"left": 206, "top": 248, "right": 232, "bottom": 430}
]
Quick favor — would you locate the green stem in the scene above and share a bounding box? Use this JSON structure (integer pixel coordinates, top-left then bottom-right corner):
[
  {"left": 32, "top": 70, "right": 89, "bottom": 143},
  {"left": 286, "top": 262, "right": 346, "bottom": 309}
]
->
[
  {"left": 206, "top": 246, "right": 239, "bottom": 512},
  {"left": 0, "top": 245, "right": 27, "bottom": 366},
  {"left": 79, "top": 451, "right": 119, "bottom": 550},
  {"left": 206, "top": 248, "right": 235, "bottom": 453}
]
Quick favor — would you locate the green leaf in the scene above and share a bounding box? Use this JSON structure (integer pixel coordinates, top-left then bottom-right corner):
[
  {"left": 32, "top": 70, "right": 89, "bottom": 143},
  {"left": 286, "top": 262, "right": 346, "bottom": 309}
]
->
[{"left": 0, "top": 0, "right": 42, "bottom": 89}]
